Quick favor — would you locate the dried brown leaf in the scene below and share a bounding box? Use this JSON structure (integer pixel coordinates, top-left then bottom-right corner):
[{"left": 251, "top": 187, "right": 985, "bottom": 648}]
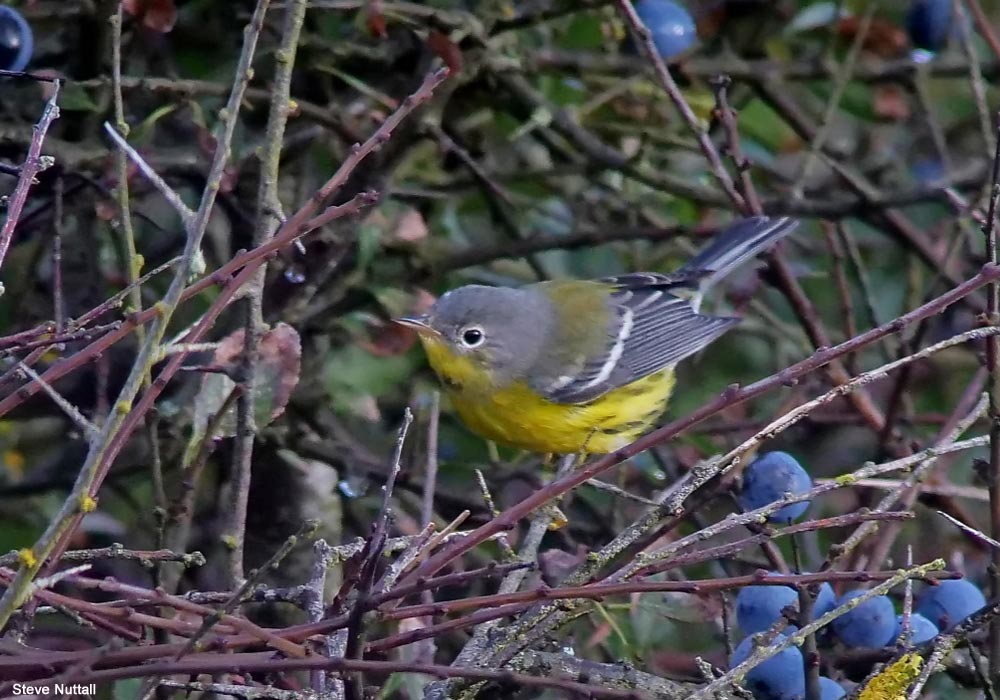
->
[
  {"left": 873, "top": 84, "right": 910, "bottom": 121},
  {"left": 366, "top": 5, "right": 388, "bottom": 38},
  {"left": 192, "top": 323, "right": 302, "bottom": 439},
  {"left": 836, "top": 17, "right": 907, "bottom": 58},
  {"left": 392, "top": 208, "right": 429, "bottom": 245},
  {"left": 94, "top": 199, "right": 118, "bottom": 222},
  {"left": 124, "top": 0, "right": 178, "bottom": 33},
  {"left": 358, "top": 321, "right": 418, "bottom": 357},
  {"left": 427, "top": 30, "right": 463, "bottom": 74}
]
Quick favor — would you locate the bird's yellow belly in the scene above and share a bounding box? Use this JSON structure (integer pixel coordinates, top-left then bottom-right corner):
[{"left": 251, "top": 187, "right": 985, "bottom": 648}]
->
[{"left": 447, "top": 370, "right": 676, "bottom": 454}]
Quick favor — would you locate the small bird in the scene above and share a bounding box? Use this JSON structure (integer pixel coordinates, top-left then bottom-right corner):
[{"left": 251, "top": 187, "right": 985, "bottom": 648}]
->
[{"left": 398, "top": 216, "right": 798, "bottom": 455}]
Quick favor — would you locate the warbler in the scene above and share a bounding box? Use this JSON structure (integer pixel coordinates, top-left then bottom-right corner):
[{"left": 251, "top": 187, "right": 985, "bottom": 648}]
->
[{"left": 398, "top": 216, "right": 798, "bottom": 455}]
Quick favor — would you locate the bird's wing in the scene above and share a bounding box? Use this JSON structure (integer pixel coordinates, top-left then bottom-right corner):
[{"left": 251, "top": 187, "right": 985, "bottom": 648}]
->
[
  {"left": 527, "top": 275, "right": 736, "bottom": 405},
  {"left": 525, "top": 216, "right": 797, "bottom": 404}
]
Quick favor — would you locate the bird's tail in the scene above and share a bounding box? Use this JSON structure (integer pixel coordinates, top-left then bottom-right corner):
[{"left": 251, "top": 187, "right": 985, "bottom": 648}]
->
[{"left": 681, "top": 216, "right": 798, "bottom": 290}]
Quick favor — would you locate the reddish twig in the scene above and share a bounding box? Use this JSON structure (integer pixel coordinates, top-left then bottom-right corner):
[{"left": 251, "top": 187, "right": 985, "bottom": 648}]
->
[
  {"left": 0, "top": 81, "right": 60, "bottom": 273},
  {"left": 380, "top": 570, "right": 957, "bottom": 623},
  {"left": 343, "top": 409, "right": 412, "bottom": 700},
  {"left": 53, "top": 653, "right": 657, "bottom": 699}
]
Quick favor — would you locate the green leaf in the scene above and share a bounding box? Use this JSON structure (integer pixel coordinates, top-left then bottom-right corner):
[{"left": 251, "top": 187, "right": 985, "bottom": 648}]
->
[
  {"left": 324, "top": 344, "right": 421, "bottom": 413},
  {"left": 114, "top": 679, "right": 143, "bottom": 700},
  {"left": 561, "top": 13, "right": 605, "bottom": 50},
  {"left": 59, "top": 84, "right": 100, "bottom": 112},
  {"left": 540, "top": 74, "right": 586, "bottom": 107},
  {"left": 357, "top": 222, "right": 382, "bottom": 271},
  {"left": 736, "top": 99, "right": 798, "bottom": 151}
]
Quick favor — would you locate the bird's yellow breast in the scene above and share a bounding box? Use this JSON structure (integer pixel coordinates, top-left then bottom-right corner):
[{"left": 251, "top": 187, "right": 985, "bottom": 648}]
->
[
  {"left": 450, "top": 370, "right": 676, "bottom": 454},
  {"left": 418, "top": 335, "right": 675, "bottom": 454}
]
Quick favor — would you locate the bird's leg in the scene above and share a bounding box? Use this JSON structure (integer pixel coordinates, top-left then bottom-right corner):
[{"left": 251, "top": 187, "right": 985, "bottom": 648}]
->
[
  {"left": 543, "top": 453, "right": 578, "bottom": 530},
  {"left": 487, "top": 440, "right": 501, "bottom": 464}
]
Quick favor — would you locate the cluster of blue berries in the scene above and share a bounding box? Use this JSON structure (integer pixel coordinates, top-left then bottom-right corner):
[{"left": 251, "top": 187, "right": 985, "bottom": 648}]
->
[
  {"left": 727, "top": 452, "right": 988, "bottom": 700},
  {"left": 733, "top": 581, "right": 844, "bottom": 700},
  {"left": 732, "top": 631, "right": 847, "bottom": 700},
  {"left": 915, "top": 579, "right": 987, "bottom": 633},
  {"left": 0, "top": 6, "right": 31, "bottom": 72}
]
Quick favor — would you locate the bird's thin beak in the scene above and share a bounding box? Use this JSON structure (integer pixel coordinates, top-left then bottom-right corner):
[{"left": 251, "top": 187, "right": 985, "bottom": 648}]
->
[{"left": 394, "top": 315, "right": 437, "bottom": 335}]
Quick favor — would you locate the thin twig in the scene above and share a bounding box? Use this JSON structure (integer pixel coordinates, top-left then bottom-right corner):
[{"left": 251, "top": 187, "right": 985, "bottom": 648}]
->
[
  {"left": 14, "top": 362, "right": 97, "bottom": 439},
  {"left": 343, "top": 409, "right": 412, "bottom": 700},
  {"left": 0, "top": 545, "right": 203, "bottom": 568},
  {"left": 109, "top": 3, "right": 144, "bottom": 327},
  {"left": 858, "top": 389, "right": 990, "bottom": 570},
  {"left": 52, "top": 178, "right": 65, "bottom": 334},
  {"left": 421, "top": 391, "right": 441, "bottom": 530},
  {"left": 982, "top": 112, "right": 1000, "bottom": 685},
  {"left": 225, "top": 0, "right": 308, "bottom": 588},
  {"left": 935, "top": 510, "right": 1000, "bottom": 550},
  {"left": 101, "top": 124, "right": 195, "bottom": 226},
  {"left": 0, "top": 81, "right": 60, "bottom": 279}
]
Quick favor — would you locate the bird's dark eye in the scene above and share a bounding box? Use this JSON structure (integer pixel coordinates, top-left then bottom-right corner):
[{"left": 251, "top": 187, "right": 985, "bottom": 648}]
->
[{"left": 460, "top": 327, "right": 485, "bottom": 347}]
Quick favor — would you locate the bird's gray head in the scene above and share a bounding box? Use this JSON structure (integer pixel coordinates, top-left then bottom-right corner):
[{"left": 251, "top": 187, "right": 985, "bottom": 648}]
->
[{"left": 399, "top": 285, "right": 554, "bottom": 384}]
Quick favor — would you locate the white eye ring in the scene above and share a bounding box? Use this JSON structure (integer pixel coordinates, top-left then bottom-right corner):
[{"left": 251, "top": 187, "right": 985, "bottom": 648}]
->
[{"left": 459, "top": 326, "right": 486, "bottom": 348}]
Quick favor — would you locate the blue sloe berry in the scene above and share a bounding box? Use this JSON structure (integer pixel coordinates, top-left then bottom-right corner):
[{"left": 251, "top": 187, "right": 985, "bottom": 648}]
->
[
  {"left": 916, "top": 579, "right": 986, "bottom": 631},
  {"left": 737, "top": 579, "right": 798, "bottom": 634},
  {"left": 736, "top": 574, "right": 836, "bottom": 634},
  {"left": 907, "top": 0, "right": 952, "bottom": 52},
  {"left": 0, "top": 7, "right": 31, "bottom": 72},
  {"left": 730, "top": 632, "right": 805, "bottom": 700},
  {"left": 738, "top": 451, "right": 812, "bottom": 523},
  {"left": 832, "top": 590, "right": 896, "bottom": 648},
  {"left": 894, "top": 612, "right": 938, "bottom": 644},
  {"left": 819, "top": 676, "right": 846, "bottom": 700},
  {"left": 814, "top": 581, "right": 836, "bottom": 617},
  {"left": 634, "top": 0, "right": 697, "bottom": 59}
]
